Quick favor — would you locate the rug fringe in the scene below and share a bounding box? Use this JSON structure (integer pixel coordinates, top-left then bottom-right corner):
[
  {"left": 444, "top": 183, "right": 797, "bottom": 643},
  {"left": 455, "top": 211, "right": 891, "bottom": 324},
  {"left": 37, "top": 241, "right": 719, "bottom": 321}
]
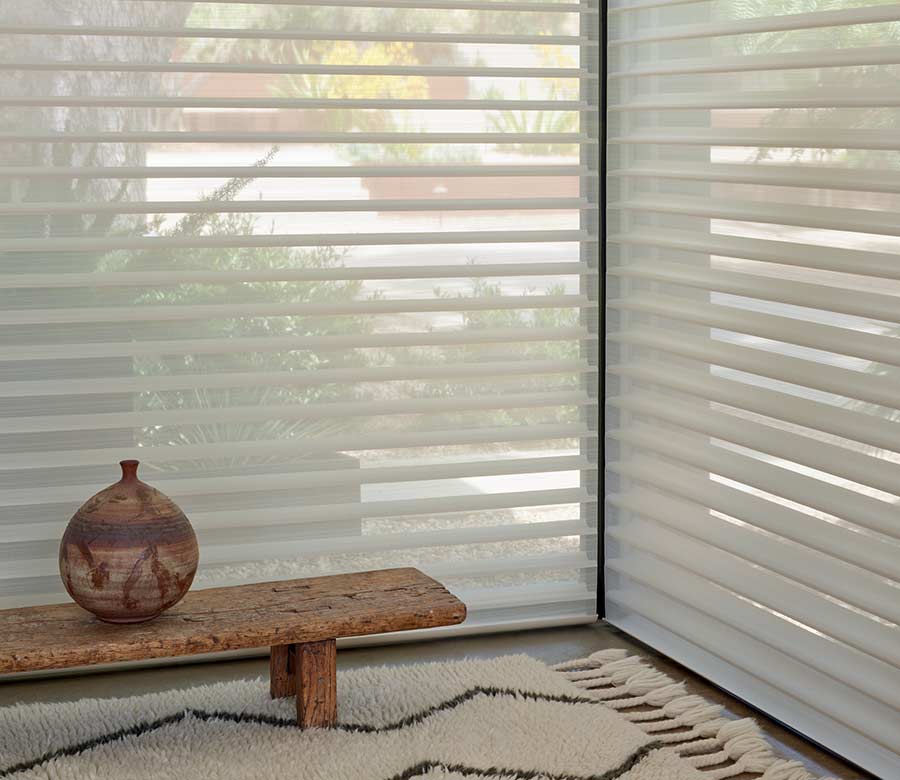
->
[{"left": 553, "top": 650, "right": 846, "bottom": 780}]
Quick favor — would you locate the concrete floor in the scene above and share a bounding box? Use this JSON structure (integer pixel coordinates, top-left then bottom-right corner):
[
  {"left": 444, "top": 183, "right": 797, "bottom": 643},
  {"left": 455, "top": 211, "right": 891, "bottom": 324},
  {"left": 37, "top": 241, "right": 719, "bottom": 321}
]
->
[{"left": 0, "top": 622, "right": 870, "bottom": 780}]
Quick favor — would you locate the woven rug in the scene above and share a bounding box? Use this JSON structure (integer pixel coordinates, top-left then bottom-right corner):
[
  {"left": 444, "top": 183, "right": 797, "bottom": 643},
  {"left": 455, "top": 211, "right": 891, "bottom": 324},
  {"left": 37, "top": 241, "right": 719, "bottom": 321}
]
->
[{"left": 0, "top": 649, "right": 837, "bottom": 780}]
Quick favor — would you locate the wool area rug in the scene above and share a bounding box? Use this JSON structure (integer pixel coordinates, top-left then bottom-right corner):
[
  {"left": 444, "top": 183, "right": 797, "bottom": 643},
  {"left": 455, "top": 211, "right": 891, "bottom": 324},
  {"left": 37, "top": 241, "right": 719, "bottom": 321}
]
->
[{"left": 0, "top": 649, "right": 839, "bottom": 780}]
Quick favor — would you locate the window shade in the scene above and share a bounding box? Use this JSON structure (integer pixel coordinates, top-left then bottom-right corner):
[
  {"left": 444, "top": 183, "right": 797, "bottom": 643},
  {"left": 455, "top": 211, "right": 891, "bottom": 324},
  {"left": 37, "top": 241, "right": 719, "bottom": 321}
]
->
[
  {"left": 605, "top": 0, "right": 900, "bottom": 775},
  {"left": 0, "top": 0, "right": 600, "bottom": 636}
]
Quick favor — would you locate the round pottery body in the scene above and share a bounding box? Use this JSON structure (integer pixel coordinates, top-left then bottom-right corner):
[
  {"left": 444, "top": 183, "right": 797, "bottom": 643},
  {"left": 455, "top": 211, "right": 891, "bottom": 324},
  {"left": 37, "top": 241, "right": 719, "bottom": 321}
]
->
[{"left": 59, "top": 460, "right": 199, "bottom": 623}]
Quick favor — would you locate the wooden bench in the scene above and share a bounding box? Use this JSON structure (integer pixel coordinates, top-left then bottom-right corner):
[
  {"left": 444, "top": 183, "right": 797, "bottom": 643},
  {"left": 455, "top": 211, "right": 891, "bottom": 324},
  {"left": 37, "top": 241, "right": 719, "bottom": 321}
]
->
[{"left": 0, "top": 568, "right": 466, "bottom": 728}]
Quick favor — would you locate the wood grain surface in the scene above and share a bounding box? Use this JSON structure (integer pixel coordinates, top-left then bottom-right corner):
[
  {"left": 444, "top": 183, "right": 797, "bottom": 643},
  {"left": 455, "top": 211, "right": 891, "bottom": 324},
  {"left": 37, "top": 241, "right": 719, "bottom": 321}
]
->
[
  {"left": 296, "top": 639, "right": 337, "bottom": 728},
  {"left": 0, "top": 568, "right": 466, "bottom": 673},
  {"left": 269, "top": 644, "right": 296, "bottom": 699}
]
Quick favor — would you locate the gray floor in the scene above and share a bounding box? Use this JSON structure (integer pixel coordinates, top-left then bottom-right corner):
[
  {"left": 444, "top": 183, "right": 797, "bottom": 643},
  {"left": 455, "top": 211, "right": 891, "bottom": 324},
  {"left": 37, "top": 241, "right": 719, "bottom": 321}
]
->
[{"left": 0, "top": 622, "right": 870, "bottom": 780}]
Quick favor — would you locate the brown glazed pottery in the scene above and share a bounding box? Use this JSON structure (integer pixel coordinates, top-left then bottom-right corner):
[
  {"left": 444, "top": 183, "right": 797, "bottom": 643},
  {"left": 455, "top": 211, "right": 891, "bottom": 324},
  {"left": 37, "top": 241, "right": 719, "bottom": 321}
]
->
[{"left": 59, "top": 460, "right": 199, "bottom": 624}]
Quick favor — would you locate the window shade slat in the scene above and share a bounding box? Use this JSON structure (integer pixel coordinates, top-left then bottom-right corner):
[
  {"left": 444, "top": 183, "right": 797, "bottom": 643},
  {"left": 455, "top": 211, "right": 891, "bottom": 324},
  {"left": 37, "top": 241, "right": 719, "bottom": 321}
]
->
[
  {"left": 612, "top": 89, "right": 900, "bottom": 110},
  {"left": 1, "top": 264, "right": 596, "bottom": 290},
  {"left": 1, "top": 423, "right": 594, "bottom": 470},
  {"left": 609, "top": 4, "right": 900, "bottom": 46},
  {"left": 610, "top": 228, "right": 900, "bottom": 280},
  {"left": 0, "top": 25, "right": 589, "bottom": 45},
  {"left": 429, "top": 552, "right": 596, "bottom": 581},
  {"left": 0, "top": 390, "right": 590, "bottom": 435},
  {"left": 609, "top": 127, "right": 900, "bottom": 149},
  {"left": 0, "top": 520, "right": 594, "bottom": 560},
  {"left": 614, "top": 195, "right": 900, "bottom": 236},
  {"left": 0, "top": 132, "right": 592, "bottom": 145},
  {"left": 1, "top": 62, "right": 596, "bottom": 78},
  {"left": 456, "top": 582, "right": 596, "bottom": 612},
  {"left": 171, "top": 488, "right": 593, "bottom": 529},
  {"left": 0, "top": 197, "right": 590, "bottom": 216},
  {"left": 0, "top": 229, "right": 591, "bottom": 253},
  {"left": 1, "top": 97, "right": 589, "bottom": 111},
  {"left": 611, "top": 162, "right": 900, "bottom": 194},
  {"left": 608, "top": 0, "right": 710, "bottom": 13},
  {"left": 0, "top": 295, "right": 593, "bottom": 326},
  {"left": 0, "top": 360, "right": 596, "bottom": 398},
  {"left": 91, "top": 0, "right": 595, "bottom": 11},
  {"left": 1, "top": 327, "right": 595, "bottom": 362},
  {"left": 609, "top": 44, "right": 900, "bottom": 78},
  {"left": 0, "top": 164, "right": 590, "bottom": 180}
]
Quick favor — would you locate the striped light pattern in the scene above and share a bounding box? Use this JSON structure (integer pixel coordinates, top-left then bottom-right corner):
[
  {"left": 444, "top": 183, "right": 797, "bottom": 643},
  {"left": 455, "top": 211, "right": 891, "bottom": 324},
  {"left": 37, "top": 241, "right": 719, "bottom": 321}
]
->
[
  {"left": 0, "top": 0, "right": 600, "bottom": 634},
  {"left": 605, "top": 0, "right": 900, "bottom": 775}
]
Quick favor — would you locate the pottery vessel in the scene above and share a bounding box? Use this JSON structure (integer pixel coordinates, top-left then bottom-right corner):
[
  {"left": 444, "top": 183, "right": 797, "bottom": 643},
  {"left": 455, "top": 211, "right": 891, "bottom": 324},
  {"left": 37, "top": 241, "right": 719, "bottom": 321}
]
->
[{"left": 59, "top": 460, "right": 199, "bottom": 623}]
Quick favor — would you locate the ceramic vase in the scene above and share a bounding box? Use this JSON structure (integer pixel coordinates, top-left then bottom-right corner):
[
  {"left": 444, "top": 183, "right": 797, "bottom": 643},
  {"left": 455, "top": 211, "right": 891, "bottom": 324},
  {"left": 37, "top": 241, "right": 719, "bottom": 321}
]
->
[{"left": 59, "top": 460, "right": 199, "bottom": 623}]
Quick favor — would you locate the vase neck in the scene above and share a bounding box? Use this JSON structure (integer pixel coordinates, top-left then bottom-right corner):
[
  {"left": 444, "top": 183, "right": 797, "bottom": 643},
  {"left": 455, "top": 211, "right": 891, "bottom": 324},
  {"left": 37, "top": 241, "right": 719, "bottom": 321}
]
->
[{"left": 119, "top": 460, "right": 140, "bottom": 483}]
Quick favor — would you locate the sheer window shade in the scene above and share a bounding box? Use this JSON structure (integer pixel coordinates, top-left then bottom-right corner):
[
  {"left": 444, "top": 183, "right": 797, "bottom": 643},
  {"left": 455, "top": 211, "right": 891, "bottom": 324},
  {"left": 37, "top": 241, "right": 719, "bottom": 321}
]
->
[
  {"left": 606, "top": 0, "right": 900, "bottom": 775},
  {"left": 0, "top": 0, "right": 600, "bottom": 635}
]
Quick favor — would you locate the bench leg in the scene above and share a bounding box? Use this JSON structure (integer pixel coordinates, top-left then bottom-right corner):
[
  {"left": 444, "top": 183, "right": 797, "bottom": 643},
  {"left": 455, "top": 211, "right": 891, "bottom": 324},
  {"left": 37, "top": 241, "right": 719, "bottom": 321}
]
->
[
  {"left": 296, "top": 638, "right": 337, "bottom": 728},
  {"left": 269, "top": 644, "right": 296, "bottom": 698}
]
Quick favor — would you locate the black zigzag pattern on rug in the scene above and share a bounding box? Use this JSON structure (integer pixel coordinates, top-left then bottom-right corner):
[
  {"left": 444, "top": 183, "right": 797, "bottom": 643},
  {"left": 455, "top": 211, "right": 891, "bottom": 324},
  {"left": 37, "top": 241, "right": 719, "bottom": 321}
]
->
[
  {"left": 0, "top": 686, "right": 616, "bottom": 778},
  {"left": 385, "top": 743, "right": 666, "bottom": 780}
]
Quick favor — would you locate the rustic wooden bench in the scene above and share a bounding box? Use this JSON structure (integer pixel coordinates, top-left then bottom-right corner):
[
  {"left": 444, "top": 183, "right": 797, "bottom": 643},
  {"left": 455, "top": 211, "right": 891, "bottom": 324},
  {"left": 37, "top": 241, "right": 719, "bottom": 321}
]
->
[{"left": 0, "top": 568, "right": 466, "bottom": 728}]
